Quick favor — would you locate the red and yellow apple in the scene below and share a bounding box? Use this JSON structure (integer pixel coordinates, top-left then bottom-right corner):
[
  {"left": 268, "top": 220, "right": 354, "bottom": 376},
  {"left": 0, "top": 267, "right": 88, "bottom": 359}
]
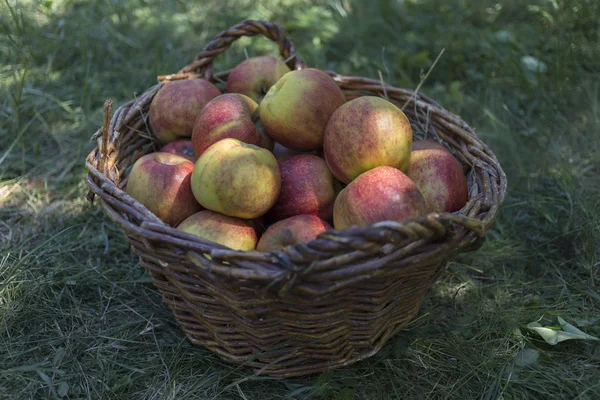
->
[
  {"left": 126, "top": 153, "right": 202, "bottom": 226},
  {"left": 324, "top": 96, "right": 413, "bottom": 184},
  {"left": 412, "top": 139, "right": 448, "bottom": 152},
  {"left": 226, "top": 56, "right": 291, "bottom": 103},
  {"left": 257, "top": 215, "right": 332, "bottom": 252},
  {"left": 406, "top": 148, "right": 468, "bottom": 213},
  {"left": 259, "top": 68, "right": 346, "bottom": 151},
  {"left": 177, "top": 210, "right": 257, "bottom": 251},
  {"left": 191, "top": 93, "right": 269, "bottom": 157},
  {"left": 191, "top": 138, "right": 281, "bottom": 219},
  {"left": 333, "top": 166, "right": 427, "bottom": 230},
  {"left": 160, "top": 139, "right": 197, "bottom": 162},
  {"left": 149, "top": 79, "right": 221, "bottom": 143},
  {"left": 266, "top": 154, "right": 339, "bottom": 223}
]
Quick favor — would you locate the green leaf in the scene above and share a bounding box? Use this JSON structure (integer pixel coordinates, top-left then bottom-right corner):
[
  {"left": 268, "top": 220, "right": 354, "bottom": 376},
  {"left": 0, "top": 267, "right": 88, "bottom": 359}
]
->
[
  {"left": 57, "top": 382, "right": 69, "bottom": 398},
  {"left": 515, "top": 348, "right": 540, "bottom": 367}
]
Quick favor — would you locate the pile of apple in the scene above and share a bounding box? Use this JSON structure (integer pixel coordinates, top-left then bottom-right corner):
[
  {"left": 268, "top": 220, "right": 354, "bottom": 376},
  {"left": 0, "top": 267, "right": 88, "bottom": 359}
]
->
[{"left": 126, "top": 56, "right": 468, "bottom": 252}]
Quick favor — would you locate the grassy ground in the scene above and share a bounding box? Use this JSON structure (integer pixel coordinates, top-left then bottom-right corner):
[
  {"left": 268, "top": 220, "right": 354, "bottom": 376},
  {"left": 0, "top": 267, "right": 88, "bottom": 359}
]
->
[{"left": 1, "top": 0, "right": 599, "bottom": 398}]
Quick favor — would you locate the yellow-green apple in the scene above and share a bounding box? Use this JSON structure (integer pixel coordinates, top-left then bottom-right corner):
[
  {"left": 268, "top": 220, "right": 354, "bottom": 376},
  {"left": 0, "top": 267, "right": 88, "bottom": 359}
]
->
[
  {"left": 226, "top": 56, "right": 291, "bottom": 103},
  {"left": 266, "top": 154, "right": 339, "bottom": 223},
  {"left": 177, "top": 210, "right": 257, "bottom": 251},
  {"left": 191, "top": 138, "right": 280, "bottom": 219},
  {"left": 257, "top": 215, "right": 332, "bottom": 252},
  {"left": 126, "top": 153, "right": 202, "bottom": 226},
  {"left": 259, "top": 68, "right": 346, "bottom": 151},
  {"left": 160, "top": 139, "right": 197, "bottom": 162},
  {"left": 149, "top": 79, "right": 221, "bottom": 143},
  {"left": 324, "top": 96, "right": 413, "bottom": 184},
  {"left": 412, "top": 139, "right": 448, "bottom": 152},
  {"left": 406, "top": 148, "right": 468, "bottom": 213},
  {"left": 191, "top": 94, "right": 271, "bottom": 156},
  {"left": 333, "top": 166, "right": 427, "bottom": 230}
]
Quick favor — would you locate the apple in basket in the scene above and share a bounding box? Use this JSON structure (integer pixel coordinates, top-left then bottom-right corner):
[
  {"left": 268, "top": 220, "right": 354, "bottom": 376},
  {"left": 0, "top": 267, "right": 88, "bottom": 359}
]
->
[
  {"left": 412, "top": 139, "right": 448, "bottom": 152},
  {"left": 177, "top": 210, "right": 257, "bottom": 251},
  {"left": 257, "top": 214, "right": 332, "bottom": 252},
  {"left": 149, "top": 79, "right": 221, "bottom": 143},
  {"left": 259, "top": 68, "right": 346, "bottom": 151},
  {"left": 159, "top": 139, "right": 197, "bottom": 162},
  {"left": 333, "top": 166, "right": 428, "bottom": 230},
  {"left": 406, "top": 146, "right": 469, "bottom": 213},
  {"left": 266, "top": 154, "right": 340, "bottom": 223},
  {"left": 226, "top": 56, "right": 291, "bottom": 103},
  {"left": 324, "top": 96, "right": 413, "bottom": 184},
  {"left": 191, "top": 93, "right": 273, "bottom": 157},
  {"left": 126, "top": 153, "right": 202, "bottom": 226},
  {"left": 191, "top": 138, "right": 281, "bottom": 219}
]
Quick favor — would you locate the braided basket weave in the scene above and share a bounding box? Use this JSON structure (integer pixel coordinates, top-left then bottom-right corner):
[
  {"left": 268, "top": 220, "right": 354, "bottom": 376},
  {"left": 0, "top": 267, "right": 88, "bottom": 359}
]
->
[{"left": 85, "top": 20, "right": 506, "bottom": 377}]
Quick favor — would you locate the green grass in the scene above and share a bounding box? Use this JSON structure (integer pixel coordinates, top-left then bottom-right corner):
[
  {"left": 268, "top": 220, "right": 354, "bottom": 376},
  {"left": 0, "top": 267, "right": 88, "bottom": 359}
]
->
[{"left": 1, "top": 0, "right": 599, "bottom": 398}]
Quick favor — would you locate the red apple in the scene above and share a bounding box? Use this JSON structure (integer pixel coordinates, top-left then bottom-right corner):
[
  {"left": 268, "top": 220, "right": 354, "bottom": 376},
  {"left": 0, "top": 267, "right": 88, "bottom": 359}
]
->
[
  {"left": 272, "top": 142, "right": 311, "bottom": 161},
  {"left": 406, "top": 148, "right": 468, "bottom": 213},
  {"left": 412, "top": 139, "right": 448, "bottom": 152},
  {"left": 259, "top": 68, "right": 346, "bottom": 151},
  {"left": 257, "top": 215, "right": 332, "bottom": 252},
  {"left": 324, "top": 96, "right": 413, "bottom": 184},
  {"left": 160, "top": 139, "right": 197, "bottom": 162},
  {"left": 177, "top": 210, "right": 257, "bottom": 251},
  {"left": 333, "top": 166, "right": 427, "bottom": 230},
  {"left": 126, "top": 153, "right": 202, "bottom": 226},
  {"left": 191, "top": 138, "right": 281, "bottom": 219},
  {"left": 266, "top": 154, "right": 339, "bottom": 223},
  {"left": 192, "top": 93, "right": 271, "bottom": 157},
  {"left": 226, "top": 56, "right": 291, "bottom": 103},
  {"left": 149, "top": 79, "right": 221, "bottom": 143}
]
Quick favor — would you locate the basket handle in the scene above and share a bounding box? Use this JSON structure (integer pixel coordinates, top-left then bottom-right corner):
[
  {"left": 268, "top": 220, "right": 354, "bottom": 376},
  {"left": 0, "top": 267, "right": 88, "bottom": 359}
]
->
[{"left": 158, "top": 20, "right": 306, "bottom": 82}]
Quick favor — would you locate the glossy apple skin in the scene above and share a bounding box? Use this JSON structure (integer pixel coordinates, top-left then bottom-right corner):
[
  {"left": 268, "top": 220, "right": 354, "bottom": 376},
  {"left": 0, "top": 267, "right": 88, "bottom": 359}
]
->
[
  {"left": 324, "top": 96, "right": 413, "bottom": 184},
  {"left": 333, "top": 166, "right": 428, "bottom": 230},
  {"left": 177, "top": 210, "right": 257, "bottom": 251},
  {"left": 160, "top": 139, "right": 197, "bottom": 162},
  {"left": 226, "top": 56, "right": 291, "bottom": 103},
  {"left": 259, "top": 68, "right": 346, "bottom": 151},
  {"left": 256, "top": 215, "right": 332, "bottom": 252},
  {"left": 149, "top": 79, "right": 221, "bottom": 143},
  {"left": 266, "top": 154, "right": 339, "bottom": 223},
  {"left": 406, "top": 148, "right": 469, "bottom": 213},
  {"left": 191, "top": 138, "right": 281, "bottom": 219},
  {"left": 126, "top": 152, "right": 202, "bottom": 226},
  {"left": 191, "top": 93, "right": 271, "bottom": 157}
]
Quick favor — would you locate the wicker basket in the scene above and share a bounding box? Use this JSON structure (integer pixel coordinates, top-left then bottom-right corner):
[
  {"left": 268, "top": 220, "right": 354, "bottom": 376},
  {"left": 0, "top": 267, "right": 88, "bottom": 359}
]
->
[{"left": 85, "top": 20, "right": 506, "bottom": 377}]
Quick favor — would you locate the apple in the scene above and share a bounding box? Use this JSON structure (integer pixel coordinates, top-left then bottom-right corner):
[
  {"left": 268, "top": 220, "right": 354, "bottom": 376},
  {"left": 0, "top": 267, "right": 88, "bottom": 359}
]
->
[
  {"left": 191, "top": 93, "right": 272, "bottom": 157},
  {"left": 226, "top": 56, "right": 291, "bottom": 103},
  {"left": 259, "top": 68, "right": 346, "bottom": 151},
  {"left": 256, "top": 215, "right": 332, "bottom": 252},
  {"left": 324, "top": 96, "right": 413, "bottom": 184},
  {"left": 266, "top": 154, "right": 339, "bottom": 223},
  {"left": 126, "top": 153, "right": 202, "bottom": 226},
  {"left": 412, "top": 139, "right": 448, "bottom": 152},
  {"left": 406, "top": 148, "right": 468, "bottom": 213},
  {"left": 177, "top": 210, "right": 257, "bottom": 251},
  {"left": 149, "top": 79, "right": 221, "bottom": 143},
  {"left": 272, "top": 142, "right": 311, "bottom": 161},
  {"left": 159, "top": 139, "right": 197, "bottom": 162},
  {"left": 191, "top": 138, "right": 281, "bottom": 219},
  {"left": 333, "top": 166, "right": 427, "bottom": 230}
]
